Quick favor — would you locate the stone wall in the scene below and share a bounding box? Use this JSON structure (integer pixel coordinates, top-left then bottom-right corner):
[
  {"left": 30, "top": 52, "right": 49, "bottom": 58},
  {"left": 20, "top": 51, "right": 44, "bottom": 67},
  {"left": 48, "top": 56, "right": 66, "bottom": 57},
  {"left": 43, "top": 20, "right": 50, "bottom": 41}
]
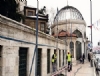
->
[{"left": 0, "top": 14, "right": 66, "bottom": 76}]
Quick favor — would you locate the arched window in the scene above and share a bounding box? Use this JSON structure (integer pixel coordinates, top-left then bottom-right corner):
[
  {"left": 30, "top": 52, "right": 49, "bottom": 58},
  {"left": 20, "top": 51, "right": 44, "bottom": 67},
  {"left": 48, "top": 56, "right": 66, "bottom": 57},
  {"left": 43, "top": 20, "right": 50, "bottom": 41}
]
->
[
  {"left": 69, "top": 41, "right": 74, "bottom": 57},
  {"left": 84, "top": 32, "right": 86, "bottom": 38},
  {"left": 73, "top": 30, "right": 82, "bottom": 38}
]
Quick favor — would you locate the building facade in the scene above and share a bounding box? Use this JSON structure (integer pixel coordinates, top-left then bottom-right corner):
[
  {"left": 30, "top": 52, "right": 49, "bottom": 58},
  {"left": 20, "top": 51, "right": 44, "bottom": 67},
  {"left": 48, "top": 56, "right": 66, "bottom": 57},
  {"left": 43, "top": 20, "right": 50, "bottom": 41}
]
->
[
  {"left": 23, "top": 6, "right": 49, "bottom": 34},
  {"left": 0, "top": 14, "right": 66, "bottom": 76},
  {"left": 51, "top": 6, "right": 87, "bottom": 60},
  {"left": 0, "top": 1, "right": 89, "bottom": 76}
]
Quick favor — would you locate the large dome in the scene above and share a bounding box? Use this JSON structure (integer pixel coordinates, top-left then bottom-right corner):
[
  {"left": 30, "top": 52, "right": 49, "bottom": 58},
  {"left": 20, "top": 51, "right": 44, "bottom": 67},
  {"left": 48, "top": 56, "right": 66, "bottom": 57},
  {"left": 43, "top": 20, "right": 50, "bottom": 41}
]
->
[{"left": 54, "top": 6, "right": 84, "bottom": 22}]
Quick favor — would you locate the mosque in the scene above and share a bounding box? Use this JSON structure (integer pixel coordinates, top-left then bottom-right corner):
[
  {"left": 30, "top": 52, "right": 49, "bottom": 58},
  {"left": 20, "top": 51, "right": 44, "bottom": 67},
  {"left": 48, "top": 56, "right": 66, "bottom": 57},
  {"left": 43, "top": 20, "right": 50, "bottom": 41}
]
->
[
  {"left": 52, "top": 5, "right": 87, "bottom": 60},
  {"left": 0, "top": 0, "right": 89, "bottom": 76}
]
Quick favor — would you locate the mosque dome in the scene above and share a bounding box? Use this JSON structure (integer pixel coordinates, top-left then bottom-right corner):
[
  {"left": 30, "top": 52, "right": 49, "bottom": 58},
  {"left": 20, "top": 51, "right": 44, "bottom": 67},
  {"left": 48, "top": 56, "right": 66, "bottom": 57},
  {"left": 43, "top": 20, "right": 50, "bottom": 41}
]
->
[{"left": 54, "top": 6, "right": 84, "bottom": 22}]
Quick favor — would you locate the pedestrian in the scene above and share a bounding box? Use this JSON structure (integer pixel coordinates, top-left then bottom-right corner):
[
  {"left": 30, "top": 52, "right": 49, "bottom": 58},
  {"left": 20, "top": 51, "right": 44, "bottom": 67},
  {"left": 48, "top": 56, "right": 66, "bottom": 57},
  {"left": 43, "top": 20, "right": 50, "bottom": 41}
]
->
[
  {"left": 66, "top": 52, "right": 72, "bottom": 72},
  {"left": 51, "top": 51, "right": 57, "bottom": 72},
  {"left": 52, "top": 54, "right": 55, "bottom": 72},
  {"left": 88, "top": 49, "right": 93, "bottom": 67},
  {"left": 88, "top": 53, "right": 90, "bottom": 62},
  {"left": 82, "top": 53, "right": 85, "bottom": 64},
  {"left": 79, "top": 56, "right": 83, "bottom": 63}
]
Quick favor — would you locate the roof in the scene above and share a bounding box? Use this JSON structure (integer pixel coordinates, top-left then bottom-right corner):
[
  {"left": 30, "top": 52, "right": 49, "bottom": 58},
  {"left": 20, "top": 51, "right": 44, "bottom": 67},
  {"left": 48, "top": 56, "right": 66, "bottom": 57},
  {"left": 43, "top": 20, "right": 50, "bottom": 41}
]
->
[
  {"left": 53, "top": 30, "right": 77, "bottom": 37},
  {"left": 26, "top": 15, "right": 48, "bottom": 22},
  {"left": 28, "top": 16, "right": 47, "bottom": 19},
  {"left": 54, "top": 5, "right": 84, "bottom": 22}
]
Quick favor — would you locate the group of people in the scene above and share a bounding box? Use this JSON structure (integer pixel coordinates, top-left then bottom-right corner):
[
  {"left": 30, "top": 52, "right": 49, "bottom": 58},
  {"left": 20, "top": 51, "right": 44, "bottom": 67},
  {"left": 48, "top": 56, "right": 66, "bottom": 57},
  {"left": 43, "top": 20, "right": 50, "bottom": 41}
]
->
[
  {"left": 51, "top": 51, "right": 72, "bottom": 72},
  {"left": 51, "top": 49, "right": 93, "bottom": 73},
  {"left": 79, "top": 53, "right": 85, "bottom": 64}
]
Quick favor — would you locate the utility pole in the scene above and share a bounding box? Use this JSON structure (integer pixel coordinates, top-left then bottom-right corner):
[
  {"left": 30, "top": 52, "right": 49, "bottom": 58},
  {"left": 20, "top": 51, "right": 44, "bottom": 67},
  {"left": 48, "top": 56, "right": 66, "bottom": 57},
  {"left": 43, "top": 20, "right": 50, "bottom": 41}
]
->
[
  {"left": 65, "top": 19, "right": 68, "bottom": 75},
  {"left": 90, "top": 0, "right": 93, "bottom": 50},
  {"left": 56, "top": 7, "right": 59, "bottom": 71},
  {"left": 90, "top": 0, "right": 93, "bottom": 67},
  {"left": 67, "top": 0, "right": 69, "bottom": 6},
  {"left": 35, "top": 0, "right": 39, "bottom": 76}
]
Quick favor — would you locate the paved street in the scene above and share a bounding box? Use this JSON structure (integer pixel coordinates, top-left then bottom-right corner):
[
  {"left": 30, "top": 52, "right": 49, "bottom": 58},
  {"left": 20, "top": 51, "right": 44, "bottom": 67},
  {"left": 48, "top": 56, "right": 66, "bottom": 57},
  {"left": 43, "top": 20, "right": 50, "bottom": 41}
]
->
[{"left": 67, "top": 60, "right": 96, "bottom": 76}]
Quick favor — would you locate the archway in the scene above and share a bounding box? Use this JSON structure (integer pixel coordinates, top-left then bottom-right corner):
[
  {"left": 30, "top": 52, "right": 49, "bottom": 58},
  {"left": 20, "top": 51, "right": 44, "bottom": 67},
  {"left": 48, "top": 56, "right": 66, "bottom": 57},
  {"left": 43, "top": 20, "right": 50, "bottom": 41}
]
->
[
  {"left": 69, "top": 41, "right": 74, "bottom": 58},
  {"left": 76, "top": 41, "right": 82, "bottom": 60},
  {"left": 73, "top": 29, "right": 82, "bottom": 38}
]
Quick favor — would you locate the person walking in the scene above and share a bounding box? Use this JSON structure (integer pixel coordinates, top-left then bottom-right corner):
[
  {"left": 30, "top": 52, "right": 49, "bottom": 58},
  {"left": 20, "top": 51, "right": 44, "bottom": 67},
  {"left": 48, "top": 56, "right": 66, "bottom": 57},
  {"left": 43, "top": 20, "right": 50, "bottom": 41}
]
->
[
  {"left": 82, "top": 53, "right": 85, "bottom": 64},
  {"left": 88, "top": 49, "right": 93, "bottom": 67},
  {"left": 66, "top": 52, "right": 72, "bottom": 72},
  {"left": 88, "top": 53, "right": 90, "bottom": 62},
  {"left": 79, "top": 56, "right": 83, "bottom": 63},
  {"left": 51, "top": 51, "right": 57, "bottom": 72}
]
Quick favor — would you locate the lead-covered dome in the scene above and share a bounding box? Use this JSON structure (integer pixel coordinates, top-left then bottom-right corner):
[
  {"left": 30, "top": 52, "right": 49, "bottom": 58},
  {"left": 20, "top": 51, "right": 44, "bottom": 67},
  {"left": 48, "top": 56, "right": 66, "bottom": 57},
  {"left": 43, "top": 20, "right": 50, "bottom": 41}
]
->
[{"left": 54, "top": 6, "right": 84, "bottom": 22}]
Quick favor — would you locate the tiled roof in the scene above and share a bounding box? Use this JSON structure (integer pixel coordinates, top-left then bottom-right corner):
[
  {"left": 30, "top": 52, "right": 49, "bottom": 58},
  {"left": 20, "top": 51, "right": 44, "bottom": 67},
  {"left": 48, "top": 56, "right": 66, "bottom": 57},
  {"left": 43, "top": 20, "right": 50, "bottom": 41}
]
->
[{"left": 53, "top": 30, "right": 77, "bottom": 37}]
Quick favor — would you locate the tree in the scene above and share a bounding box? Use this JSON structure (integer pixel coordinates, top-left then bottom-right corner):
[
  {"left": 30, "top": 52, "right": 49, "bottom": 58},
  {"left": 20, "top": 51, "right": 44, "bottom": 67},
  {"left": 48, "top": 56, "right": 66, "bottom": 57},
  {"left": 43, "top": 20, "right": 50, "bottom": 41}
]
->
[{"left": 0, "top": 0, "right": 23, "bottom": 22}]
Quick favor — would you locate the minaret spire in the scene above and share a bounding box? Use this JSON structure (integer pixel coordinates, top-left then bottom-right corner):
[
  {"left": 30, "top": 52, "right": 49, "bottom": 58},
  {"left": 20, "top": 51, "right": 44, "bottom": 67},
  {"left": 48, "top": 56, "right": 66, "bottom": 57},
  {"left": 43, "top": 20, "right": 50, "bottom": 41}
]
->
[{"left": 67, "top": 0, "right": 69, "bottom": 6}]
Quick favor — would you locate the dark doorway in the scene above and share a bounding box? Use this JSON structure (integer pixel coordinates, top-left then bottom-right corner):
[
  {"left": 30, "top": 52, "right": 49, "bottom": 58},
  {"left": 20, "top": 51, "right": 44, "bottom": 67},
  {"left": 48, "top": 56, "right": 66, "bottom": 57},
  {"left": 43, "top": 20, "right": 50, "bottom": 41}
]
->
[
  {"left": 62, "top": 50, "right": 64, "bottom": 66},
  {"left": 37, "top": 48, "right": 42, "bottom": 76},
  {"left": 19, "top": 47, "right": 28, "bottom": 76},
  {"left": 0, "top": 45, "right": 2, "bottom": 57},
  {"left": 47, "top": 49, "right": 50, "bottom": 73},
  {"left": 76, "top": 41, "right": 82, "bottom": 60},
  {"left": 0, "top": 45, "right": 2, "bottom": 75},
  {"left": 59, "top": 50, "right": 61, "bottom": 67},
  {"left": 69, "top": 42, "right": 74, "bottom": 58}
]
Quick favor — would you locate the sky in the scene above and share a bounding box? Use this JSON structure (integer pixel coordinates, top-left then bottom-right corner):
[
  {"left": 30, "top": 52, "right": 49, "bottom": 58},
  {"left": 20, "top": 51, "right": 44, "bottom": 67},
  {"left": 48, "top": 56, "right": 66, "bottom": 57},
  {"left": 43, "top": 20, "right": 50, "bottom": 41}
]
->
[{"left": 27, "top": 0, "right": 100, "bottom": 47}]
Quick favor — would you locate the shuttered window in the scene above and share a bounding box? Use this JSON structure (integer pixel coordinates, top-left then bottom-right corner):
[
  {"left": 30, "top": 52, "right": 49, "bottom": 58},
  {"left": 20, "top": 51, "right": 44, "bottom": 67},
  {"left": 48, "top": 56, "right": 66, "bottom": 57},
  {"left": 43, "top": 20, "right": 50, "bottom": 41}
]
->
[
  {"left": 0, "top": 45, "right": 2, "bottom": 57},
  {"left": 37, "top": 48, "right": 42, "bottom": 76},
  {"left": 47, "top": 49, "right": 50, "bottom": 73},
  {"left": 0, "top": 45, "right": 2, "bottom": 75},
  {"left": 19, "top": 48, "right": 28, "bottom": 76}
]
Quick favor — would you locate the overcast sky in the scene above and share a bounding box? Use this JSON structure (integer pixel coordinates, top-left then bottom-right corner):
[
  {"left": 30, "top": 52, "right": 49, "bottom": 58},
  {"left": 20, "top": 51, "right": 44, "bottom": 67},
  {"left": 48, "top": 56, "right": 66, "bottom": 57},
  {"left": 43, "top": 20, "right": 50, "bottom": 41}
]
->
[{"left": 27, "top": 0, "right": 100, "bottom": 47}]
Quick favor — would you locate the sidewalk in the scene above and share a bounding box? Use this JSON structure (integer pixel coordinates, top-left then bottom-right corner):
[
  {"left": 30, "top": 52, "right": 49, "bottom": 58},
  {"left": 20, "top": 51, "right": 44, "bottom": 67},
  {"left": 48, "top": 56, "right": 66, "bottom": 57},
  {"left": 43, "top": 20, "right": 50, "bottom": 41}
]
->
[{"left": 67, "top": 60, "right": 96, "bottom": 76}]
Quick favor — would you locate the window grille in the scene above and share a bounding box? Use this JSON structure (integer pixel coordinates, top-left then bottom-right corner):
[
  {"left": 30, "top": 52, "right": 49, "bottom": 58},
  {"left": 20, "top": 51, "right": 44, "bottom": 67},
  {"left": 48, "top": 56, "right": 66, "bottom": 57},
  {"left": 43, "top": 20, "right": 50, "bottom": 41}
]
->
[
  {"left": 37, "top": 48, "right": 42, "bottom": 76},
  {"left": 27, "top": 11, "right": 33, "bottom": 16},
  {"left": 40, "top": 23, "right": 45, "bottom": 32},
  {"left": 19, "top": 48, "right": 28, "bottom": 76},
  {"left": 47, "top": 49, "right": 50, "bottom": 73}
]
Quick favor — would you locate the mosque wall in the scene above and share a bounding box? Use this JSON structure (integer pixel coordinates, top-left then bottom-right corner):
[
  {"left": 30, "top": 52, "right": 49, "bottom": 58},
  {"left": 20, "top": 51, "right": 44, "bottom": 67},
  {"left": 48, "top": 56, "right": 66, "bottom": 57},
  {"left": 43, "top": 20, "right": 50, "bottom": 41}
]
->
[
  {"left": 0, "top": 14, "right": 66, "bottom": 76},
  {"left": 51, "top": 19, "right": 87, "bottom": 61}
]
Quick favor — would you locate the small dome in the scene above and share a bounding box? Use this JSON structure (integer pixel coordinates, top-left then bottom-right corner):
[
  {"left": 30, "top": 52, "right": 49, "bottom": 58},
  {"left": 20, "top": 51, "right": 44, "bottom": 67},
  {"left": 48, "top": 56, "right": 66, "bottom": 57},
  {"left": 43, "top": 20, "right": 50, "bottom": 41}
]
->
[{"left": 54, "top": 6, "right": 84, "bottom": 22}]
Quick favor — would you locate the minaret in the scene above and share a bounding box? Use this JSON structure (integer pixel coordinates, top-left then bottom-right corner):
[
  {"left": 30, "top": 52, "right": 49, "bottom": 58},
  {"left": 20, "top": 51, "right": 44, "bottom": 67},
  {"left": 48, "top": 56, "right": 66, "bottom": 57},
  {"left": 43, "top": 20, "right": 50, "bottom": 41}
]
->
[
  {"left": 16, "top": 0, "right": 27, "bottom": 14},
  {"left": 67, "top": 0, "right": 69, "bottom": 6}
]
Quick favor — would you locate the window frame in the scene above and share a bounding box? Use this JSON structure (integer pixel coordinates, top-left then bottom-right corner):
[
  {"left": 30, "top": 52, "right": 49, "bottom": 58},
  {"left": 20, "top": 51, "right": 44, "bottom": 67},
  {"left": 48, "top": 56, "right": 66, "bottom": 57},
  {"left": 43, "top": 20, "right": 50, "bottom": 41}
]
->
[
  {"left": 0, "top": 45, "right": 2, "bottom": 57},
  {"left": 27, "top": 11, "right": 33, "bottom": 16},
  {"left": 40, "top": 22, "right": 45, "bottom": 32},
  {"left": 47, "top": 49, "right": 50, "bottom": 73}
]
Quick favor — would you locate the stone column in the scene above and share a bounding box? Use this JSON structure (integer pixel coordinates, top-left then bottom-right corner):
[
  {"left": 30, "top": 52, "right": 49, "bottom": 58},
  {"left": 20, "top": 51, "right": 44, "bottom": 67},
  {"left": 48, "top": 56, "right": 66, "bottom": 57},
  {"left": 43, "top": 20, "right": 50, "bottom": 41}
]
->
[
  {"left": 64, "top": 50, "right": 67, "bottom": 65},
  {"left": 82, "top": 41, "right": 84, "bottom": 54},
  {"left": 74, "top": 41, "right": 76, "bottom": 59},
  {"left": 2, "top": 46, "right": 19, "bottom": 76},
  {"left": 50, "top": 48, "right": 54, "bottom": 73},
  {"left": 57, "top": 49, "right": 59, "bottom": 70},
  {"left": 61, "top": 49, "right": 63, "bottom": 67},
  {"left": 42, "top": 47, "right": 47, "bottom": 76}
]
